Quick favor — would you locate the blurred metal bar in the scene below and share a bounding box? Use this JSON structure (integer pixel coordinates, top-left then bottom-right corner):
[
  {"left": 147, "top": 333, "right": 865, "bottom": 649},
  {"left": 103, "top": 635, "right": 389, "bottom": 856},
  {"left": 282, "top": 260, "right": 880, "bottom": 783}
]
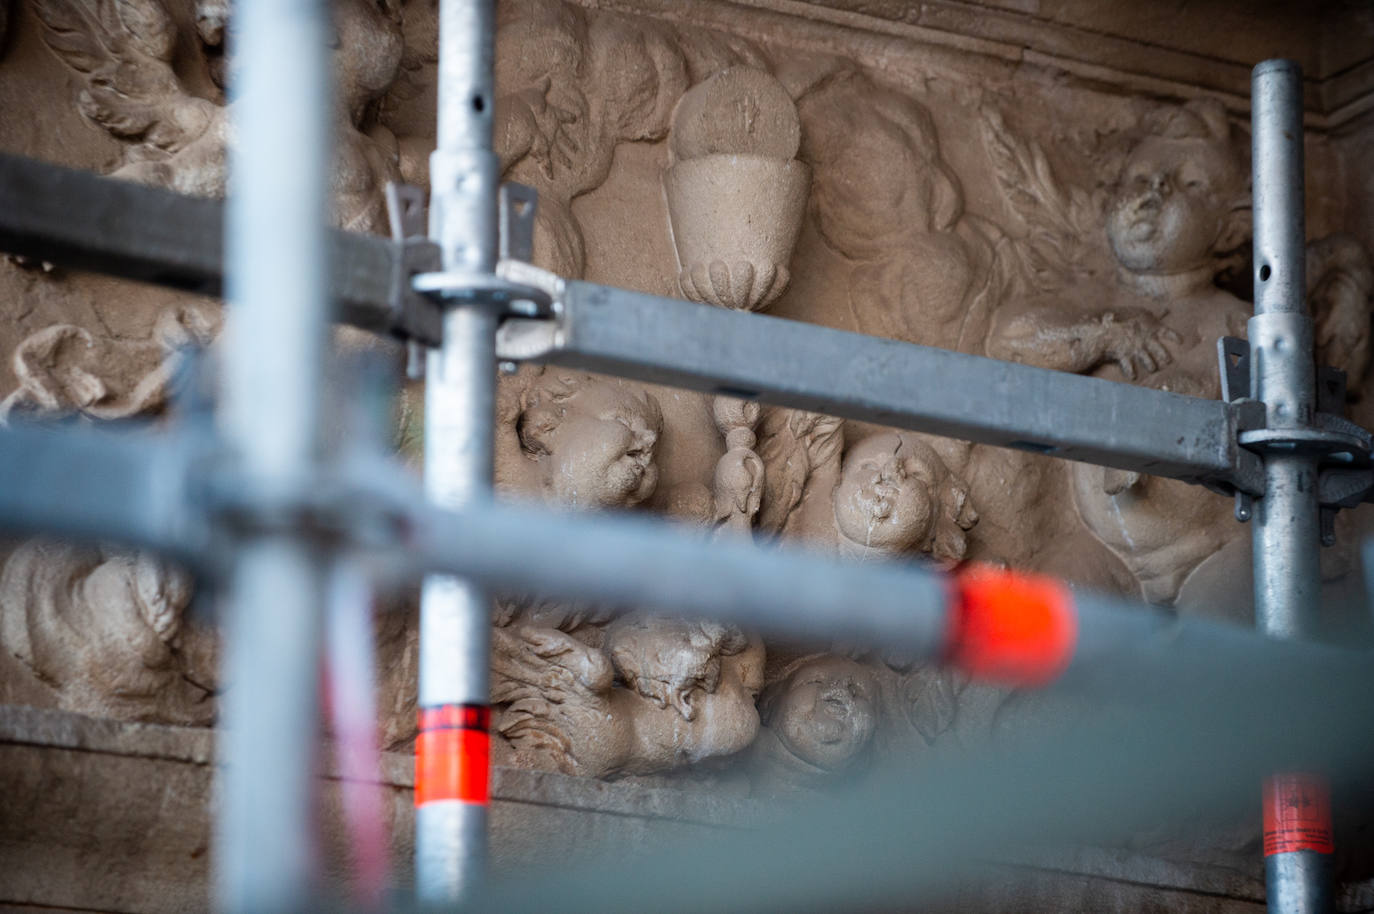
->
[
  {"left": 463, "top": 660, "right": 1374, "bottom": 914},
  {"left": 497, "top": 281, "right": 1265, "bottom": 494},
  {"left": 0, "top": 152, "right": 441, "bottom": 345},
  {"left": 213, "top": 0, "right": 333, "bottom": 910},
  {"left": 0, "top": 151, "right": 1267, "bottom": 497},
  {"left": 0, "top": 419, "right": 1371, "bottom": 734},
  {"left": 1250, "top": 59, "right": 1332, "bottom": 914},
  {"left": 415, "top": 0, "right": 499, "bottom": 902},
  {"left": 0, "top": 421, "right": 201, "bottom": 560}
]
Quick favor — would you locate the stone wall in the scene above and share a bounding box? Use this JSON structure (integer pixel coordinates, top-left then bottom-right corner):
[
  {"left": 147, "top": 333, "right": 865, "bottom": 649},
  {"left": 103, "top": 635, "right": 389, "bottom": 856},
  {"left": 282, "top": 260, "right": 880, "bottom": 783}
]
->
[{"left": 0, "top": 0, "right": 1372, "bottom": 909}]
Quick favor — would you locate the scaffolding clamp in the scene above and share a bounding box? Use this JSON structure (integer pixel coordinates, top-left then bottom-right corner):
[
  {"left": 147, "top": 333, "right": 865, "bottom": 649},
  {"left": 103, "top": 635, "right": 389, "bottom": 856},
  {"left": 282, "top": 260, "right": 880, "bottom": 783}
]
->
[
  {"left": 1218, "top": 335, "right": 1374, "bottom": 541},
  {"left": 406, "top": 182, "right": 556, "bottom": 317}
]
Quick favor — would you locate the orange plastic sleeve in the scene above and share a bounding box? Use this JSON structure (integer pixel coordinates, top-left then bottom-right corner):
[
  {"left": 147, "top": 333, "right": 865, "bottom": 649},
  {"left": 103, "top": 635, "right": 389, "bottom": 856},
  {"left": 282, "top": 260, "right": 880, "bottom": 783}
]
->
[
  {"left": 1264, "top": 773, "right": 1333, "bottom": 856},
  {"left": 414, "top": 703, "right": 490, "bottom": 807},
  {"left": 946, "top": 564, "right": 1078, "bottom": 687}
]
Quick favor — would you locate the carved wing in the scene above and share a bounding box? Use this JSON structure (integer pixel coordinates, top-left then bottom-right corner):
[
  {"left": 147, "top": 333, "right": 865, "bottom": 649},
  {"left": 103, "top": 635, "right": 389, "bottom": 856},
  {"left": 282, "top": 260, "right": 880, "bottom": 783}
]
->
[
  {"left": 33, "top": 0, "right": 211, "bottom": 154},
  {"left": 491, "top": 625, "right": 613, "bottom": 709},
  {"left": 980, "top": 107, "right": 1105, "bottom": 292},
  {"left": 1308, "top": 234, "right": 1374, "bottom": 390}
]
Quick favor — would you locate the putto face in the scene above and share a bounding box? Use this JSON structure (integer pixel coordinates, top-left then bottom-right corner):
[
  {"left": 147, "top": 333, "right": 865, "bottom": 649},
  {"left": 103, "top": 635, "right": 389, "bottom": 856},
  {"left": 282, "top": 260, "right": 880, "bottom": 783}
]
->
[
  {"left": 832, "top": 433, "right": 939, "bottom": 552},
  {"left": 1106, "top": 136, "right": 1240, "bottom": 276},
  {"left": 772, "top": 657, "right": 879, "bottom": 771},
  {"left": 529, "top": 381, "right": 661, "bottom": 509}
]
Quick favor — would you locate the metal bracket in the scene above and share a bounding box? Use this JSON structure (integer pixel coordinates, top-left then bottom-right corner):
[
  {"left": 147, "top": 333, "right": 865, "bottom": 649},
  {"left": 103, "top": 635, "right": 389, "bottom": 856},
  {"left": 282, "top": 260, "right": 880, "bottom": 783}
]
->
[
  {"left": 1218, "top": 336, "right": 1250, "bottom": 403},
  {"left": 1218, "top": 336, "right": 1374, "bottom": 540},
  {"left": 384, "top": 182, "right": 443, "bottom": 355},
  {"left": 409, "top": 182, "right": 556, "bottom": 321},
  {"left": 499, "top": 182, "right": 537, "bottom": 262},
  {"left": 1214, "top": 336, "right": 1264, "bottom": 519}
]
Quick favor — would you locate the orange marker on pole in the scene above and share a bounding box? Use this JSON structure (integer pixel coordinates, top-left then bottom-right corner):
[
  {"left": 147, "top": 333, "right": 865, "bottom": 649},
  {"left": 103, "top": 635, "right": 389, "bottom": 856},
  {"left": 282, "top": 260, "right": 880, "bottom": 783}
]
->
[
  {"left": 1263, "top": 773, "right": 1333, "bottom": 857},
  {"left": 415, "top": 703, "right": 490, "bottom": 807},
  {"left": 946, "top": 564, "right": 1078, "bottom": 688}
]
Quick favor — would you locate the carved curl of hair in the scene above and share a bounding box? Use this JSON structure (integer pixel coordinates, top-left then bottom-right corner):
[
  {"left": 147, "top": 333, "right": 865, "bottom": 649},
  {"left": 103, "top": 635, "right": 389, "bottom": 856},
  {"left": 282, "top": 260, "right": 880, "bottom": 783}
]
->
[
  {"left": 1141, "top": 98, "right": 1250, "bottom": 194},
  {"left": 515, "top": 369, "right": 663, "bottom": 457},
  {"left": 604, "top": 616, "right": 748, "bottom": 718}
]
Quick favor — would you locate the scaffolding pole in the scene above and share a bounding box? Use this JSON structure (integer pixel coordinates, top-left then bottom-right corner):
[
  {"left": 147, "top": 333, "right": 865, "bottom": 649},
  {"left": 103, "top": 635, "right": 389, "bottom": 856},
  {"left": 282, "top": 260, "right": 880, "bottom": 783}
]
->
[
  {"left": 213, "top": 0, "right": 333, "bottom": 911},
  {"left": 1250, "top": 60, "right": 1333, "bottom": 914},
  {"left": 415, "top": 0, "right": 498, "bottom": 902}
]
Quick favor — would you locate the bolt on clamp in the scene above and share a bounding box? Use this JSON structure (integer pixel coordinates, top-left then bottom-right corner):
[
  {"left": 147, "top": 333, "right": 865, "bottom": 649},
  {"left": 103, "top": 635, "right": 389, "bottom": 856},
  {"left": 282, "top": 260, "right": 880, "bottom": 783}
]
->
[{"left": 1217, "top": 333, "right": 1374, "bottom": 540}]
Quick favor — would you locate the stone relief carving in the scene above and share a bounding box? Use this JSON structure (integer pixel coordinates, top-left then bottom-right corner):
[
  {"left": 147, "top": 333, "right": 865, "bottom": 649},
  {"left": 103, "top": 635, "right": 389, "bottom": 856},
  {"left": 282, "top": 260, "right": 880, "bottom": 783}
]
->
[
  {"left": 664, "top": 66, "right": 809, "bottom": 312},
  {"left": 748, "top": 654, "right": 878, "bottom": 795},
  {"left": 983, "top": 99, "right": 1374, "bottom": 607},
  {"left": 491, "top": 0, "right": 763, "bottom": 278},
  {"left": 0, "top": 305, "right": 218, "bottom": 724},
  {"left": 491, "top": 614, "right": 764, "bottom": 778},
  {"left": 755, "top": 406, "right": 844, "bottom": 539},
  {"left": 0, "top": 304, "right": 216, "bottom": 421},
  {"left": 496, "top": 367, "right": 663, "bottom": 511},
  {"left": 830, "top": 430, "right": 977, "bottom": 563},
  {"left": 32, "top": 0, "right": 404, "bottom": 232},
  {"left": 710, "top": 395, "right": 765, "bottom": 537},
  {"left": 2, "top": 0, "right": 1371, "bottom": 805},
  {"left": 798, "top": 67, "right": 1009, "bottom": 355}
]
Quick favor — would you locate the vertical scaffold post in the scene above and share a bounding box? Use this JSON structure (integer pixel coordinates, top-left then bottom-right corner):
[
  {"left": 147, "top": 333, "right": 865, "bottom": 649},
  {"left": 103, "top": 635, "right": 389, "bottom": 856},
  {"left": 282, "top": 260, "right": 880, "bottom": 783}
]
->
[
  {"left": 416, "top": 0, "right": 498, "bottom": 903},
  {"left": 214, "top": 0, "right": 333, "bottom": 911},
  {"left": 1250, "top": 59, "right": 1334, "bottom": 914}
]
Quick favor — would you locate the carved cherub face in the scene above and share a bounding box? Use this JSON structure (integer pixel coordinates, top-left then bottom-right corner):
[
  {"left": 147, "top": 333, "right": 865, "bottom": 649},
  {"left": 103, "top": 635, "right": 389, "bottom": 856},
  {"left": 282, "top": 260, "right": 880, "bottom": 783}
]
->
[
  {"left": 764, "top": 656, "right": 878, "bottom": 772},
  {"left": 519, "top": 375, "right": 662, "bottom": 509},
  {"left": 606, "top": 616, "right": 753, "bottom": 721},
  {"left": 1107, "top": 138, "right": 1237, "bottom": 275},
  {"left": 1106, "top": 102, "right": 1248, "bottom": 278},
  {"left": 833, "top": 433, "right": 940, "bottom": 552}
]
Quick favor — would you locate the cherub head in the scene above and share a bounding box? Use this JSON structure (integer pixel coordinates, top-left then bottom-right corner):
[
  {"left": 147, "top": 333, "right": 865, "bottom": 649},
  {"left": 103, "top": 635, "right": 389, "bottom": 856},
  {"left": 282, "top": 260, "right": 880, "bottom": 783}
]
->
[
  {"left": 605, "top": 615, "right": 754, "bottom": 722},
  {"left": 517, "top": 371, "right": 663, "bottom": 509},
  {"left": 1107, "top": 99, "right": 1250, "bottom": 280},
  {"left": 759, "top": 654, "right": 879, "bottom": 773},
  {"left": 831, "top": 432, "right": 977, "bottom": 561}
]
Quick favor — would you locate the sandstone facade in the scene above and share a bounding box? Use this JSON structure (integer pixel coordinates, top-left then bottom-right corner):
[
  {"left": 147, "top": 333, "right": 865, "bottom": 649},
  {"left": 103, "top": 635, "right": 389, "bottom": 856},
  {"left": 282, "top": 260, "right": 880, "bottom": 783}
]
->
[{"left": 0, "top": 0, "right": 1372, "bottom": 909}]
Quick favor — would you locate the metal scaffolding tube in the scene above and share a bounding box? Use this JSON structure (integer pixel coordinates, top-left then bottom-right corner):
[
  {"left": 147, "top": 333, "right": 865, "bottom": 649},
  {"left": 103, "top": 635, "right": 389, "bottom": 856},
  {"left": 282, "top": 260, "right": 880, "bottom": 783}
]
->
[
  {"left": 213, "top": 0, "right": 333, "bottom": 911},
  {"left": 1250, "top": 60, "right": 1333, "bottom": 914},
  {"left": 415, "top": 0, "right": 499, "bottom": 901},
  {"left": 497, "top": 279, "right": 1263, "bottom": 492},
  {"left": 0, "top": 0, "right": 1353, "bottom": 899},
  {"left": 0, "top": 419, "right": 1370, "bottom": 717}
]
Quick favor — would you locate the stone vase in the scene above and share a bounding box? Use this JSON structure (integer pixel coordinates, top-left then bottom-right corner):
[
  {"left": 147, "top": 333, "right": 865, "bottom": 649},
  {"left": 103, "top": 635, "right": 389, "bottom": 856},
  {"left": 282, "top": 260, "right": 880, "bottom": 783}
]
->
[{"left": 664, "top": 154, "right": 810, "bottom": 312}]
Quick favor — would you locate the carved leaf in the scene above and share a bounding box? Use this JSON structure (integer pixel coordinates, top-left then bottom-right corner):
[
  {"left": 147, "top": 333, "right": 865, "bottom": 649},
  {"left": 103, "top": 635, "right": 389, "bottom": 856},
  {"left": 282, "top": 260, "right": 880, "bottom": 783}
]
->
[
  {"left": 980, "top": 107, "right": 1101, "bottom": 291},
  {"left": 33, "top": 0, "right": 188, "bottom": 142},
  {"left": 902, "top": 668, "right": 968, "bottom": 744},
  {"left": 32, "top": 0, "right": 112, "bottom": 74},
  {"left": 755, "top": 407, "right": 842, "bottom": 536}
]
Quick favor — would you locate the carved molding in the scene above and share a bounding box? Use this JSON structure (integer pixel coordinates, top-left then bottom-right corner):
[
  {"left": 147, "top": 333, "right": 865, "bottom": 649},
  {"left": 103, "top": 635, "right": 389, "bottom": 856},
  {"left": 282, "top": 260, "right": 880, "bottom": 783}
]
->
[{"left": 573, "top": 0, "right": 1374, "bottom": 132}]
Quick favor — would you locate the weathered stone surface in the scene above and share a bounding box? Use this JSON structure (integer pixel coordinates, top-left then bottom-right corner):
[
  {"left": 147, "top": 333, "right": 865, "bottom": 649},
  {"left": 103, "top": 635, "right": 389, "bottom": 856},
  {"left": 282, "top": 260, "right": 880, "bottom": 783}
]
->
[
  {"left": 0, "top": 0, "right": 1372, "bottom": 908},
  {"left": 10, "top": 707, "right": 1374, "bottom": 913}
]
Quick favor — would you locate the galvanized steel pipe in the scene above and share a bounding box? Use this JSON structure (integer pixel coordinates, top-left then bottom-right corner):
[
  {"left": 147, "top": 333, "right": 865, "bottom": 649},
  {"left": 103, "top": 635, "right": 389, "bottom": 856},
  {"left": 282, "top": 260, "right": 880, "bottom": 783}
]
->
[
  {"left": 214, "top": 0, "right": 334, "bottom": 911},
  {"left": 1250, "top": 59, "right": 1332, "bottom": 914},
  {"left": 416, "top": 0, "right": 500, "bottom": 902}
]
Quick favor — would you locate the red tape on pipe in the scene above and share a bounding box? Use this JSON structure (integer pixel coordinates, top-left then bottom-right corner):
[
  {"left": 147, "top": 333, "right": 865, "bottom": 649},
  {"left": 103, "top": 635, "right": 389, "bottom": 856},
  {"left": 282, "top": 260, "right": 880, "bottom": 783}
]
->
[
  {"left": 1264, "top": 773, "right": 1333, "bottom": 856},
  {"left": 947, "top": 564, "right": 1077, "bottom": 687},
  {"left": 415, "top": 703, "right": 490, "bottom": 807}
]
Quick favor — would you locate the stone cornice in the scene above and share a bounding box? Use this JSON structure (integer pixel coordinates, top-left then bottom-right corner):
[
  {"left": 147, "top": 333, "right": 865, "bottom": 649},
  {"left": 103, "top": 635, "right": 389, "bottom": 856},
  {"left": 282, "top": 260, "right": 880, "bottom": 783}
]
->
[{"left": 576, "top": 0, "right": 1374, "bottom": 132}]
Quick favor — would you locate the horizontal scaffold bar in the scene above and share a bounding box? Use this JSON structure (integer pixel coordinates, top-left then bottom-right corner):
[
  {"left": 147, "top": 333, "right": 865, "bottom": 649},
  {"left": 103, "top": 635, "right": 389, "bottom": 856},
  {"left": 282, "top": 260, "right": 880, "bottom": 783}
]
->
[
  {"left": 0, "top": 153, "right": 1261, "bottom": 494},
  {"left": 0, "top": 153, "right": 441, "bottom": 345},
  {"left": 0, "top": 420, "right": 1349, "bottom": 710},
  {"left": 497, "top": 281, "right": 1264, "bottom": 493}
]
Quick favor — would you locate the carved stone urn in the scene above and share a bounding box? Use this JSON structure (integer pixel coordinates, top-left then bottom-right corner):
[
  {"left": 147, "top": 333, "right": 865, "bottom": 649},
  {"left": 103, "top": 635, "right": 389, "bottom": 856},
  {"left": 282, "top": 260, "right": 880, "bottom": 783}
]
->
[{"left": 664, "top": 67, "right": 810, "bottom": 313}]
